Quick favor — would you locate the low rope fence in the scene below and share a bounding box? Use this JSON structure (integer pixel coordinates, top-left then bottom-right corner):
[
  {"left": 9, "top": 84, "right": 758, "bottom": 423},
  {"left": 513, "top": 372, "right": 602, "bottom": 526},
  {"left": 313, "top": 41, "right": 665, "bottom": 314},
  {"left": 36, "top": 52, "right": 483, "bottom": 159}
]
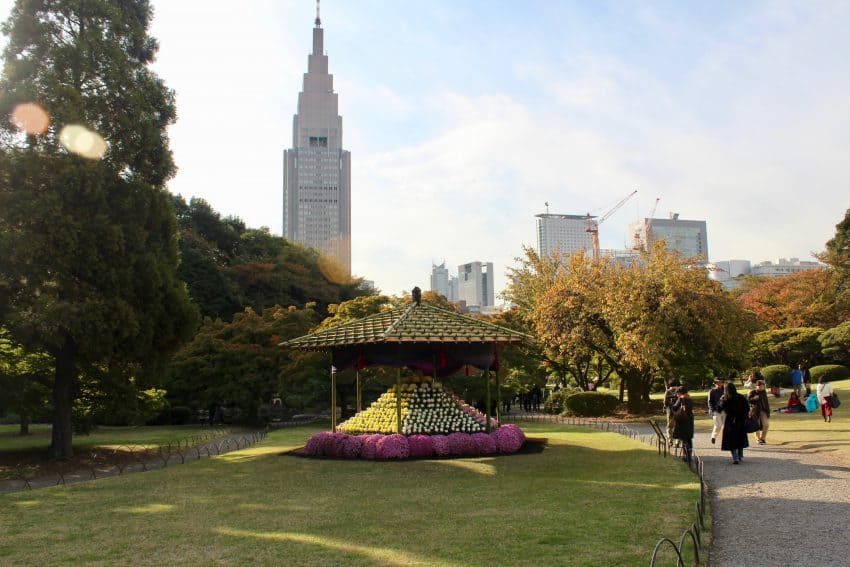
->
[
  {"left": 504, "top": 413, "right": 708, "bottom": 566},
  {"left": 5, "top": 428, "right": 270, "bottom": 493}
]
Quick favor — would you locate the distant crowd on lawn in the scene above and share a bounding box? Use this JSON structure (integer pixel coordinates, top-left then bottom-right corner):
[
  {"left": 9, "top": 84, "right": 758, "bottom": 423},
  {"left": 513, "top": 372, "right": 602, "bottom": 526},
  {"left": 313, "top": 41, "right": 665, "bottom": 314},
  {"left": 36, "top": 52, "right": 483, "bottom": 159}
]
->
[{"left": 664, "top": 363, "right": 838, "bottom": 465}]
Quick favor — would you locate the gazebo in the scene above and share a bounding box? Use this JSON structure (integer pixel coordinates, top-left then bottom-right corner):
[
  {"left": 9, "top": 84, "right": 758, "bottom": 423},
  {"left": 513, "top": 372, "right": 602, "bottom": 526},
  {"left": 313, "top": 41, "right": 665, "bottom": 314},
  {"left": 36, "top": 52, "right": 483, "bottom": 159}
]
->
[{"left": 283, "top": 288, "right": 530, "bottom": 434}]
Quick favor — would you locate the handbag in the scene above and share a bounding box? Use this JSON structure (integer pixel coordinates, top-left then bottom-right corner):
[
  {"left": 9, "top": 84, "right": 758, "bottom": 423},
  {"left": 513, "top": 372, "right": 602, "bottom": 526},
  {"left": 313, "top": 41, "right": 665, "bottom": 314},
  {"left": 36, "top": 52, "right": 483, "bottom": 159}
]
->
[
  {"left": 831, "top": 391, "right": 841, "bottom": 409},
  {"left": 745, "top": 412, "right": 762, "bottom": 433}
]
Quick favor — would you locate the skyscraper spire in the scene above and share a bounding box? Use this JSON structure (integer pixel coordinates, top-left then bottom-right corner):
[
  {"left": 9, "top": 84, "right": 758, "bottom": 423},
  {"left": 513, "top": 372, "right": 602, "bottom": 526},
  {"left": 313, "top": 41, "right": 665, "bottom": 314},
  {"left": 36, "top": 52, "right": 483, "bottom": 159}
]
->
[{"left": 315, "top": 0, "right": 321, "bottom": 27}]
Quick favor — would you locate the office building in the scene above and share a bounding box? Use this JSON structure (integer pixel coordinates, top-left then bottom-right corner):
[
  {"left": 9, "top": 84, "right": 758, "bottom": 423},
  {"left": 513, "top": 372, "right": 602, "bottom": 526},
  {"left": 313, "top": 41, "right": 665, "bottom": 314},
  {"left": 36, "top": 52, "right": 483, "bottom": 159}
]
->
[
  {"left": 630, "top": 213, "right": 708, "bottom": 261},
  {"left": 282, "top": 9, "right": 351, "bottom": 276},
  {"left": 430, "top": 262, "right": 458, "bottom": 301},
  {"left": 457, "top": 261, "right": 494, "bottom": 310},
  {"left": 536, "top": 213, "right": 594, "bottom": 259}
]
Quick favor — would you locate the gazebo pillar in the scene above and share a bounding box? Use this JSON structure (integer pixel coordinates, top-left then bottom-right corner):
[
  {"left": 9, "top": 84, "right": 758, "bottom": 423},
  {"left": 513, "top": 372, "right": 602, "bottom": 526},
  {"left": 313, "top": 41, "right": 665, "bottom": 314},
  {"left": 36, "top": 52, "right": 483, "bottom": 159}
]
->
[
  {"left": 331, "top": 366, "right": 337, "bottom": 433},
  {"left": 356, "top": 370, "right": 362, "bottom": 412},
  {"left": 396, "top": 368, "right": 402, "bottom": 434},
  {"left": 485, "top": 366, "right": 492, "bottom": 433},
  {"left": 495, "top": 366, "right": 501, "bottom": 424}
]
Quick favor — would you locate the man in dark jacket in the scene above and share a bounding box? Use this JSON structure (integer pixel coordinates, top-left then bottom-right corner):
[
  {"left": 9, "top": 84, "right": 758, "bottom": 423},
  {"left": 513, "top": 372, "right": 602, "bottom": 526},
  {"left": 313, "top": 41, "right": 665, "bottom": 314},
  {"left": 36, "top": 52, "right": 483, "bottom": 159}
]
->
[
  {"left": 671, "top": 386, "right": 694, "bottom": 463},
  {"left": 708, "top": 377, "right": 725, "bottom": 445}
]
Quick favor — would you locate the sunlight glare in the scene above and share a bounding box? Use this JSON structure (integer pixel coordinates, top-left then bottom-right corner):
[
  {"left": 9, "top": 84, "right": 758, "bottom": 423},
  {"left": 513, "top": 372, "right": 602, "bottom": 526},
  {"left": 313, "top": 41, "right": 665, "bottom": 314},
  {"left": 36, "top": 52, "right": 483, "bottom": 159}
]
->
[
  {"left": 59, "top": 124, "right": 107, "bottom": 159},
  {"left": 10, "top": 102, "right": 50, "bottom": 135}
]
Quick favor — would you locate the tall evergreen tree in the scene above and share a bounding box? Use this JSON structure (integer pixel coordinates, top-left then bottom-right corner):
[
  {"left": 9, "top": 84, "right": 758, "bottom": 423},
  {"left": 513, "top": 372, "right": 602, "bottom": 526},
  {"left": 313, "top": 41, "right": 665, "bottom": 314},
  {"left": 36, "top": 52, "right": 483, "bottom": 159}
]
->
[{"left": 0, "top": 0, "right": 197, "bottom": 458}]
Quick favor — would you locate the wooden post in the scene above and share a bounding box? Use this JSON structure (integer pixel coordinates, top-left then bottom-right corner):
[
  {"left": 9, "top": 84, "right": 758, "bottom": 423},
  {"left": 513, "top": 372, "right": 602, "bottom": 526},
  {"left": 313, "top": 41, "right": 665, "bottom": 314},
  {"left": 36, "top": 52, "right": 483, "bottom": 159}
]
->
[
  {"left": 356, "top": 370, "right": 362, "bottom": 412},
  {"left": 396, "top": 368, "right": 403, "bottom": 434},
  {"left": 495, "top": 366, "right": 501, "bottom": 424},
  {"left": 331, "top": 366, "right": 337, "bottom": 432},
  {"left": 485, "top": 366, "right": 492, "bottom": 433}
]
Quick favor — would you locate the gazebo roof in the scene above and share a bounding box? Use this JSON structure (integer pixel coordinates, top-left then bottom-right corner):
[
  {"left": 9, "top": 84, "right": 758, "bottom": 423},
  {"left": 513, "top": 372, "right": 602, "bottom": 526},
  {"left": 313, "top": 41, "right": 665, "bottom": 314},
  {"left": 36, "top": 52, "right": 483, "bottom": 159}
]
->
[{"left": 283, "top": 301, "right": 529, "bottom": 350}]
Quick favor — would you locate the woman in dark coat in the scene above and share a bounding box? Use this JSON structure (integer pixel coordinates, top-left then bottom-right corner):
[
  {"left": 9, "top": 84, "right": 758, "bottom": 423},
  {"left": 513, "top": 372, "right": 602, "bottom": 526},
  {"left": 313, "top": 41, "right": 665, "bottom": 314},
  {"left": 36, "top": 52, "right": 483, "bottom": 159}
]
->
[
  {"left": 716, "top": 382, "right": 750, "bottom": 464},
  {"left": 670, "top": 386, "right": 695, "bottom": 463}
]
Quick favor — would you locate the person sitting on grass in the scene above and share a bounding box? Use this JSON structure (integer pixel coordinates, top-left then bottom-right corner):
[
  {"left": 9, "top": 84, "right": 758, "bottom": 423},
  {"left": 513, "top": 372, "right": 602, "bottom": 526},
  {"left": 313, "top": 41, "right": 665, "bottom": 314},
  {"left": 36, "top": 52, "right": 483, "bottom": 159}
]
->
[{"left": 778, "top": 391, "right": 805, "bottom": 413}]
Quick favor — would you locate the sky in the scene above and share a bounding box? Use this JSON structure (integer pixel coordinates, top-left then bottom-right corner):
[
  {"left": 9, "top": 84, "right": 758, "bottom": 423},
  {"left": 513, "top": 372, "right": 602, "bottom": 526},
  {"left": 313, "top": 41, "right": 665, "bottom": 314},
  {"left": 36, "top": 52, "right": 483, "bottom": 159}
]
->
[{"left": 2, "top": 1, "right": 849, "bottom": 299}]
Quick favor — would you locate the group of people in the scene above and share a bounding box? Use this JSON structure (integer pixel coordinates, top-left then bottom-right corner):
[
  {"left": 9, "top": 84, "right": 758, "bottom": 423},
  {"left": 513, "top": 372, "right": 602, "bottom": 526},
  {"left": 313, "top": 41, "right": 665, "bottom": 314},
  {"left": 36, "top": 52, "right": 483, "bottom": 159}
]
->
[{"left": 664, "top": 369, "right": 838, "bottom": 466}]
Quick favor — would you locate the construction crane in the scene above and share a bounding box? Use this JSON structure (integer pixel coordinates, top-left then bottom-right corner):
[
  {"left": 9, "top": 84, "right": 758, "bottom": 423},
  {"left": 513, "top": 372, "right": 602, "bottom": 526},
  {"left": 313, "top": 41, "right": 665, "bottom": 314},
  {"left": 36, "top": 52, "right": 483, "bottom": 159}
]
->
[
  {"left": 633, "top": 197, "right": 660, "bottom": 251},
  {"left": 586, "top": 189, "right": 637, "bottom": 260}
]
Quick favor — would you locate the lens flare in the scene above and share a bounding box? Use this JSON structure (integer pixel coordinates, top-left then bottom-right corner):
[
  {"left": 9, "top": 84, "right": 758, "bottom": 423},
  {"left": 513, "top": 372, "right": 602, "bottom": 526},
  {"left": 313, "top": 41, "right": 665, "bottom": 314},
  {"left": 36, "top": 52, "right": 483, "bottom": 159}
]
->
[
  {"left": 59, "top": 124, "right": 107, "bottom": 159},
  {"left": 10, "top": 102, "right": 50, "bottom": 135}
]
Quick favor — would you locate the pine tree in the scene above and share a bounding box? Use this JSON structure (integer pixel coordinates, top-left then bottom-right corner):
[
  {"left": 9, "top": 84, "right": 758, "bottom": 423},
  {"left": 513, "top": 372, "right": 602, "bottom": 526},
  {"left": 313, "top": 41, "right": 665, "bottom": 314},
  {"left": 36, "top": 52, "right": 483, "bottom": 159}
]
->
[{"left": 0, "top": 0, "right": 198, "bottom": 458}]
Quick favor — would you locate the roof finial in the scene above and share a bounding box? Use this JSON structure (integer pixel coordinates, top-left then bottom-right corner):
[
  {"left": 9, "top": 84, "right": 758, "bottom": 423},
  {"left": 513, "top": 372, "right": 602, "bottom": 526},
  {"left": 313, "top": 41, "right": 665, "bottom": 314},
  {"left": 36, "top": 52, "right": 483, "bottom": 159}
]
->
[
  {"left": 315, "top": 0, "right": 321, "bottom": 27},
  {"left": 412, "top": 286, "right": 422, "bottom": 305}
]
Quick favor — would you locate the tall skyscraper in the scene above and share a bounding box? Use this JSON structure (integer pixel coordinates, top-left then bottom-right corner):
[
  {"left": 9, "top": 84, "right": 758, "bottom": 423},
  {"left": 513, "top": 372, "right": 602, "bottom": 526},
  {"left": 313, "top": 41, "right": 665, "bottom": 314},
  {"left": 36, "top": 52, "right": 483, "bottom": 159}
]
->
[
  {"left": 536, "top": 213, "right": 594, "bottom": 258},
  {"left": 430, "top": 262, "right": 458, "bottom": 301},
  {"left": 282, "top": 8, "right": 351, "bottom": 276},
  {"left": 458, "top": 261, "right": 494, "bottom": 310}
]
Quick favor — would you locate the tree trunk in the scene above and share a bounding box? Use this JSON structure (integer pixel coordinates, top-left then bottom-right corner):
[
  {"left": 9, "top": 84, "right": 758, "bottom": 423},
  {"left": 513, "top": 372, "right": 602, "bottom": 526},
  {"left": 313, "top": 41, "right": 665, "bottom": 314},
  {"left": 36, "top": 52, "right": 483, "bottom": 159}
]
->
[
  {"left": 48, "top": 341, "right": 75, "bottom": 460},
  {"left": 625, "top": 372, "right": 647, "bottom": 414},
  {"left": 19, "top": 414, "right": 30, "bottom": 436}
]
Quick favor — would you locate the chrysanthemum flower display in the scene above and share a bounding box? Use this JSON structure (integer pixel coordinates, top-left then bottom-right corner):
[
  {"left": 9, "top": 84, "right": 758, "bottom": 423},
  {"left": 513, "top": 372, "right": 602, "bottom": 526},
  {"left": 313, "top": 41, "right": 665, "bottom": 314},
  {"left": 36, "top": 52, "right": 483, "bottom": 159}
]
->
[
  {"left": 303, "top": 379, "right": 525, "bottom": 459},
  {"left": 338, "top": 380, "right": 491, "bottom": 435}
]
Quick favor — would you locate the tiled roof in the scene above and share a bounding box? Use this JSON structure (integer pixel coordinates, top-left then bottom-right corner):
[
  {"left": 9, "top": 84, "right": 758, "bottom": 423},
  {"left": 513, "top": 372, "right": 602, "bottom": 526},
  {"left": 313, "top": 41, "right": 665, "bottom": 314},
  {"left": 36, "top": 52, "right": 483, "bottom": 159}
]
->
[{"left": 283, "top": 302, "right": 529, "bottom": 350}]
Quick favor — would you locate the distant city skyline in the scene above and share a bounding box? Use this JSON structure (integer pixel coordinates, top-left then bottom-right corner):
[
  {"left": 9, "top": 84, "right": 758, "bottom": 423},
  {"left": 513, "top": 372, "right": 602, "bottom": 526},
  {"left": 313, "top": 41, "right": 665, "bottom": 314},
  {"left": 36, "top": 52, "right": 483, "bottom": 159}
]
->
[{"left": 2, "top": 1, "right": 848, "bottom": 298}]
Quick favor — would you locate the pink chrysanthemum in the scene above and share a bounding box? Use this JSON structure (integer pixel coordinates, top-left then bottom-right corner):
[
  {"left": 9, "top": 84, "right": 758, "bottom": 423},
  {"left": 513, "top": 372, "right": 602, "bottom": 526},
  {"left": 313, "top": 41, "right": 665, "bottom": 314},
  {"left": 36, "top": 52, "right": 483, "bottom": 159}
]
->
[
  {"left": 431, "top": 434, "right": 451, "bottom": 457},
  {"left": 491, "top": 424, "right": 526, "bottom": 454},
  {"left": 408, "top": 435, "right": 434, "bottom": 458},
  {"left": 360, "top": 434, "right": 382, "bottom": 459},
  {"left": 471, "top": 432, "right": 497, "bottom": 454},
  {"left": 376, "top": 434, "right": 410, "bottom": 459}
]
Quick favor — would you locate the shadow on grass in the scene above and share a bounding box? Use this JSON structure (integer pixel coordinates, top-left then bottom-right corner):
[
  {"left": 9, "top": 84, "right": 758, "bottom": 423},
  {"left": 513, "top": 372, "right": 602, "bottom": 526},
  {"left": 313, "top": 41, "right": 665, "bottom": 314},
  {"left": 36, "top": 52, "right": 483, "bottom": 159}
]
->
[{"left": 214, "top": 527, "right": 467, "bottom": 567}]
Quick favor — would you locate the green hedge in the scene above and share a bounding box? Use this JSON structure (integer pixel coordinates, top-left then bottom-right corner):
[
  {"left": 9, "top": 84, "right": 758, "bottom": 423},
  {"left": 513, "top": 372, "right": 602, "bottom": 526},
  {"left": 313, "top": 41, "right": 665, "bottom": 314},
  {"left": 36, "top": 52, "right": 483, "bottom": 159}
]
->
[
  {"left": 544, "top": 390, "right": 570, "bottom": 414},
  {"left": 761, "top": 364, "right": 792, "bottom": 387},
  {"left": 562, "top": 392, "right": 621, "bottom": 417},
  {"left": 809, "top": 365, "right": 850, "bottom": 383}
]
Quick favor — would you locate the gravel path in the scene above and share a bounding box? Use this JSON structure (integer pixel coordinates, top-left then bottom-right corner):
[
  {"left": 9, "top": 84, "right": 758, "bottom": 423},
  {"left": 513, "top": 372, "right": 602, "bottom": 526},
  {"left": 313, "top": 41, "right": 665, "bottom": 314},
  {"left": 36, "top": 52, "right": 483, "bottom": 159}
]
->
[{"left": 692, "top": 426, "right": 850, "bottom": 566}]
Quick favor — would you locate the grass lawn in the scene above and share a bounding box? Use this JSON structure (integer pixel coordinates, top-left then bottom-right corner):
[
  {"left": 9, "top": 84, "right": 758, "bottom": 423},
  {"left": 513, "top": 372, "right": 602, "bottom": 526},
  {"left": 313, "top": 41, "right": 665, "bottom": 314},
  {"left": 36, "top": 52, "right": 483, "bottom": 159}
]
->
[
  {"left": 0, "top": 422, "right": 698, "bottom": 566},
  {"left": 0, "top": 424, "right": 240, "bottom": 480}
]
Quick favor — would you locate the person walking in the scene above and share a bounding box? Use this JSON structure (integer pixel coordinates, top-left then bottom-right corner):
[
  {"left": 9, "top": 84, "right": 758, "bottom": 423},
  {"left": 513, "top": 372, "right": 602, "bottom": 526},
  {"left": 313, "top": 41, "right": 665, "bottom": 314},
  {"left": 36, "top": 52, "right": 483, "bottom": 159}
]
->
[
  {"left": 717, "top": 382, "right": 750, "bottom": 464},
  {"left": 748, "top": 379, "right": 772, "bottom": 444},
  {"left": 708, "top": 377, "right": 725, "bottom": 445},
  {"left": 817, "top": 376, "right": 835, "bottom": 423},
  {"left": 663, "top": 378, "right": 681, "bottom": 446},
  {"left": 671, "top": 386, "right": 695, "bottom": 463},
  {"left": 790, "top": 364, "right": 804, "bottom": 397}
]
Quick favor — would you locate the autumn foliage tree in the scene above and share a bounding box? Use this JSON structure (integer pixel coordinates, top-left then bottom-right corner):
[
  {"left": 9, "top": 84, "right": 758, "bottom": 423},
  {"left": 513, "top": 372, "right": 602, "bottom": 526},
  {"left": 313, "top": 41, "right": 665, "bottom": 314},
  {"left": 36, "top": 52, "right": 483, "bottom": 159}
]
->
[
  {"left": 506, "top": 245, "right": 756, "bottom": 412},
  {"left": 737, "top": 269, "right": 842, "bottom": 330}
]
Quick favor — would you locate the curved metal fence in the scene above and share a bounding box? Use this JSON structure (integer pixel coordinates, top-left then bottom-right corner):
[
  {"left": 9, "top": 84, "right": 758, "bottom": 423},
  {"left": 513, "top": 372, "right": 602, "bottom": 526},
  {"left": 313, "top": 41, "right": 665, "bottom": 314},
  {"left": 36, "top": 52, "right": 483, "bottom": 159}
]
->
[
  {"left": 504, "top": 413, "right": 708, "bottom": 566},
  {"left": 5, "top": 428, "right": 270, "bottom": 493}
]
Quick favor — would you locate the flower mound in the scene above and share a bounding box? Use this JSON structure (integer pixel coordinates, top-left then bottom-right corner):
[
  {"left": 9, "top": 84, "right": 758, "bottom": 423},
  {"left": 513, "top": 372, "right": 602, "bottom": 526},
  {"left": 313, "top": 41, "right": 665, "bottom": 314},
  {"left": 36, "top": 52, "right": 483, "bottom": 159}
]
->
[
  {"left": 491, "top": 424, "right": 526, "bottom": 454},
  {"left": 408, "top": 435, "right": 434, "bottom": 458},
  {"left": 376, "top": 434, "right": 410, "bottom": 460},
  {"left": 302, "top": 425, "right": 526, "bottom": 460},
  {"left": 431, "top": 434, "right": 451, "bottom": 457},
  {"left": 360, "top": 434, "right": 381, "bottom": 459},
  {"left": 471, "top": 432, "right": 497, "bottom": 455}
]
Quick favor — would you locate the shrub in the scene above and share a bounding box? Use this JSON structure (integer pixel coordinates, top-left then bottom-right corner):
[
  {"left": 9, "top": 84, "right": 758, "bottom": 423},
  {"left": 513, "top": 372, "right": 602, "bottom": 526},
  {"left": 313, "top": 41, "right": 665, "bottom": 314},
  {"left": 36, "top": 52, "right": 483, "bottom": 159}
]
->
[
  {"left": 304, "top": 431, "right": 333, "bottom": 456},
  {"left": 447, "top": 432, "right": 475, "bottom": 456},
  {"left": 562, "top": 392, "right": 620, "bottom": 417},
  {"left": 809, "top": 365, "right": 850, "bottom": 383},
  {"left": 341, "top": 435, "right": 363, "bottom": 459},
  {"left": 761, "top": 364, "right": 792, "bottom": 388},
  {"left": 544, "top": 390, "right": 570, "bottom": 414},
  {"left": 170, "top": 406, "right": 193, "bottom": 425}
]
